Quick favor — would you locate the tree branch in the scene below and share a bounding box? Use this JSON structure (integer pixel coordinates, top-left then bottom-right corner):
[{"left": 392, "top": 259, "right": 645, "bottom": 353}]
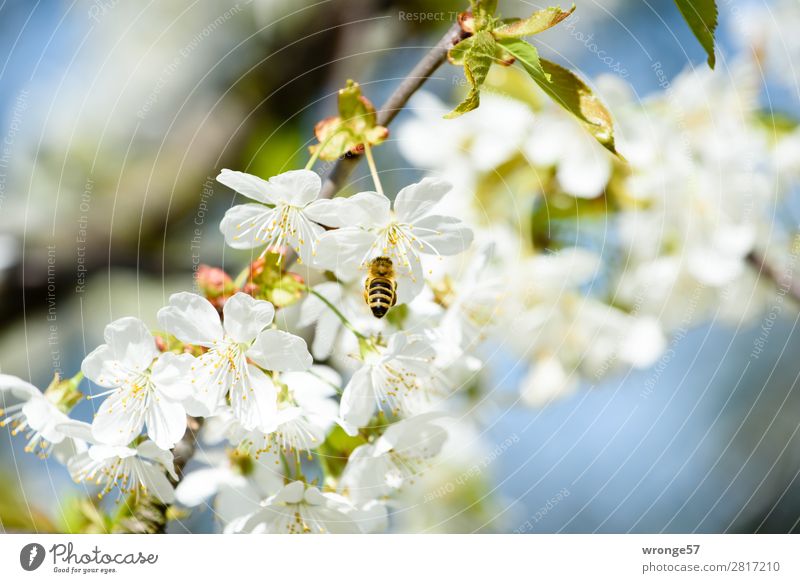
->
[
  {"left": 746, "top": 250, "right": 800, "bottom": 304},
  {"left": 319, "top": 22, "right": 468, "bottom": 200}
]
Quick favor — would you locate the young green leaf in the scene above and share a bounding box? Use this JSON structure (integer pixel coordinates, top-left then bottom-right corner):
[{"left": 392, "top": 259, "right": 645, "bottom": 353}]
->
[
  {"left": 534, "top": 59, "right": 618, "bottom": 155},
  {"left": 494, "top": 5, "right": 576, "bottom": 38},
  {"left": 497, "top": 37, "right": 551, "bottom": 85},
  {"left": 674, "top": 0, "right": 718, "bottom": 68},
  {"left": 309, "top": 80, "right": 389, "bottom": 160},
  {"left": 445, "top": 30, "right": 497, "bottom": 119},
  {"left": 470, "top": 0, "right": 498, "bottom": 29},
  {"left": 447, "top": 35, "right": 475, "bottom": 66}
]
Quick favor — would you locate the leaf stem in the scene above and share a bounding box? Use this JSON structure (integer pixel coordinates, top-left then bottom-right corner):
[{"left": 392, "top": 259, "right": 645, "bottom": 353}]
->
[{"left": 306, "top": 286, "right": 367, "bottom": 341}]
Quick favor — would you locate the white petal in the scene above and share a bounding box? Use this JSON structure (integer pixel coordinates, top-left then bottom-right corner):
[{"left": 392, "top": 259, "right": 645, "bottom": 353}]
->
[
  {"left": 394, "top": 177, "right": 453, "bottom": 223},
  {"left": 102, "top": 317, "right": 158, "bottom": 373},
  {"left": 150, "top": 352, "right": 195, "bottom": 401},
  {"left": 157, "top": 292, "right": 223, "bottom": 347},
  {"left": 338, "top": 444, "right": 392, "bottom": 502},
  {"left": 0, "top": 374, "right": 41, "bottom": 401},
  {"left": 339, "top": 366, "right": 376, "bottom": 429},
  {"left": 313, "top": 228, "right": 375, "bottom": 278},
  {"left": 274, "top": 480, "right": 306, "bottom": 504},
  {"left": 217, "top": 169, "right": 274, "bottom": 204},
  {"left": 377, "top": 412, "right": 448, "bottom": 457},
  {"left": 219, "top": 203, "right": 274, "bottom": 250},
  {"left": 91, "top": 388, "right": 146, "bottom": 446},
  {"left": 297, "top": 281, "right": 342, "bottom": 327},
  {"left": 345, "top": 191, "right": 391, "bottom": 227},
  {"left": 557, "top": 144, "right": 611, "bottom": 199},
  {"left": 311, "top": 313, "right": 341, "bottom": 361},
  {"left": 189, "top": 352, "right": 233, "bottom": 416},
  {"left": 137, "top": 440, "right": 178, "bottom": 480},
  {"left": 304, "top": 198, "right": 353, "bottom": 228},
  {"left": 81, "top": 345, "right": 126, "bottom": 388},
  {"left": 175, "top": 467, "right": 228, "bottom": 507},
  {"left": 56, "top": 420, "right": 94, "bottom": 443},
  {"left": 22, "top": 398, "right": 67, "bottom": 443},
  {"left": 144, "top": 396, "right": 187, "bottom": 450},
  {"left": 248, "top": 329, "right": 313, "bottom": 372},
  {"left": 139, "top": 463, "right": 176, "bottom": 504},
  {"left": 222, "top": 292, "right": 275, "bottom": 344},
  {"left": 619, "top": 317, "right": 666, "bottom": 368},
  {"left": 412, "top": 215, "right": 474, "bottom": 256},
  {"left": 392, "top": 256, "right": 425, "bottom": 304},
  {"left": 520, "top": 357, "right": 578, "bottom": 407},
  {"left": 265, "top": 169, "right": 321, "bottom": 206},
  {"left": 230, "top": 364, "right": 278, "bottom": 432}
]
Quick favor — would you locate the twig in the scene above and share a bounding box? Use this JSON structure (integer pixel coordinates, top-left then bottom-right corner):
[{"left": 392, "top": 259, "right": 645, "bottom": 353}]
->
[
  {"left": 746, "top": 250, "right": 800, "bottom": 304},
  {"left": 318, "top": 22, "right": 468, "bottom": 200}
]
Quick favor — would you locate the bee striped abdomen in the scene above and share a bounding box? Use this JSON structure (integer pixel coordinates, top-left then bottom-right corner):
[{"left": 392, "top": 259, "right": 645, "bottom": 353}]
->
[{"left": 366, "top": 277, "right": 396, "bottom": 319}]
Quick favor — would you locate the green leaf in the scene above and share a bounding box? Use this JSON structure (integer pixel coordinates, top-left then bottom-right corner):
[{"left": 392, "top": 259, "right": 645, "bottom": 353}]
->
[
  {"left": 533, "top": 58, "right": 618, "bottom": 155},
  {"left": 470, "top": 0, "right": 498, "bottom": 28},
  {"left": 309, "top": 80, "right": 388, "bottom": 160},
  {"left": 445, "top": 30, "right": 497, "bottom": 119},
  {"left": 497, "top": 37, "right": 551, "bottom": 85},
  {"left": 447, "top": 35, "right": 474, "bottom": 66},
  {"left": 674, "top": 0, "right": 718, "bottom": 68},
  {"left": 494, "top": 5, "right": 576, "bottom": 38}
]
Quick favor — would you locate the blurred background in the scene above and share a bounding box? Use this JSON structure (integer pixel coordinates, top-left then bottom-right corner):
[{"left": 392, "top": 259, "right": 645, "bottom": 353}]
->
[{"left": 1, "top": 0, "right": 799, "bottom": 533}]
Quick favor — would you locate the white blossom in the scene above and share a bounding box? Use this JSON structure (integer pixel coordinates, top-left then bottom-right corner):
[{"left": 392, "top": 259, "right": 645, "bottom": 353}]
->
[
  {"left": 157, "top": 292, "right": 312, "bottom": 431},
  {"left": 0, "top": 374, "right": 85, "bottom": 460},
  {"left": 339, "top": 412, "right": 448, "bottom": 502},
  {"left": 226, "top": 480, "right": 359, "bottom": 533},
  {"left": 314, "top": 178, "right": 474, "bottom": 303},
  {"left": 82, "top": 317, "right": 193, "bottom": 450},
  {"left": 218, "top": 169, "right": 345, "bottom": 264},
  {"left": 60, "top": 421, "right": 177, "bottom": 503},
  {"left": 339, "top": 333, "right": 446, "bottom": 431}
]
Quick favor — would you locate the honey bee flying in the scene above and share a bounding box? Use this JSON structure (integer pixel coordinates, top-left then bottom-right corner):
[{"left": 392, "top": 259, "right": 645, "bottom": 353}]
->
[{"left": 364, "top": 256, "right": 397, "bottom": 319}]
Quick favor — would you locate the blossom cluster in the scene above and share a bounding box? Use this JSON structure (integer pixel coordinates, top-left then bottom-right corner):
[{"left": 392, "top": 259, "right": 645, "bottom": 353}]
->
[
  {"left": 1, "top": 166, "right": 474, "bottom": 533},
  {"left": 3, "top": 8, "right": 799, "bottom": 533}
]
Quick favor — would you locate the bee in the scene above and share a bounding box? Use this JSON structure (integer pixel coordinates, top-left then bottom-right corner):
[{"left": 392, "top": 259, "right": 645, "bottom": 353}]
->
[{"left": 364, "top": 256, "right": 397, "bottom": 319}]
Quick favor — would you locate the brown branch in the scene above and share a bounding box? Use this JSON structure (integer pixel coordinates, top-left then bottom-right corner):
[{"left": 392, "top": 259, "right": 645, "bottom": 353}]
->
[
  {"left": 746, "top": 250, "right": 800, "bottom": 304},
  {"left": 318, "top": 22, "right": 468, "bottom": 200}
]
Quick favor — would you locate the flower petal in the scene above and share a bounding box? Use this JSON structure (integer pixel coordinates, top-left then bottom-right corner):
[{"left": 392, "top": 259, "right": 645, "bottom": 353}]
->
[
  {"left": 103, "top": 317, "right": 157, "bottom": 373},
  {"left": 412, "top": 215, "right": 474, "bottom": 256},
  {"left": 313, "top": 228, "right": 375, "bottom": 278},
  {"left": 274, "top": 480, "right": 306, "bottom": 504},
  {"left": 394, "top": 177, "right": 453, "bottom": 223},
  {"left": 157, "top": 292, "right": 223, "bottom": 347},
  {"left": 144, "top": 395, "right": 187, "bottom": 450},
  {"left": 175, "top": 467, "right": 228, "bottom": 507},
  {"left": 230, "top": 364, "right": 278, "bottom": 432},
  {"left": 265, "top": 169, "right": 321, "bottom": 206},
  {"left": 304, "top": 198, "right": 352, "bottom": 228},
  {"left": 140, "top": 463, "right": 176, "bottom": 504},
  {"left": 0, "top": 374, "right": 41, "bottom": 401},
  {"left": 91, "top": 388, "right": 146, "bottom": 446},
  {"left": 150, "top": 352, "right": 195, "bottom": 401},
  {"left": 339, "top": 366, "right": 376, "bottom": 429},
  {"left": 219, "top": 203, "right": 275, "bottom": 250},
  {"left": 217, "top": 169, "right": 274, "bottom": 204},
  {"left": 247, "top": 329, "right": 312, "bottom": 372},
  {"left": 222, "top": 292, "right": 275, "bottom": 344},
  {"left": 345, "top": 191, "right": 391, "bottom": 228}
]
